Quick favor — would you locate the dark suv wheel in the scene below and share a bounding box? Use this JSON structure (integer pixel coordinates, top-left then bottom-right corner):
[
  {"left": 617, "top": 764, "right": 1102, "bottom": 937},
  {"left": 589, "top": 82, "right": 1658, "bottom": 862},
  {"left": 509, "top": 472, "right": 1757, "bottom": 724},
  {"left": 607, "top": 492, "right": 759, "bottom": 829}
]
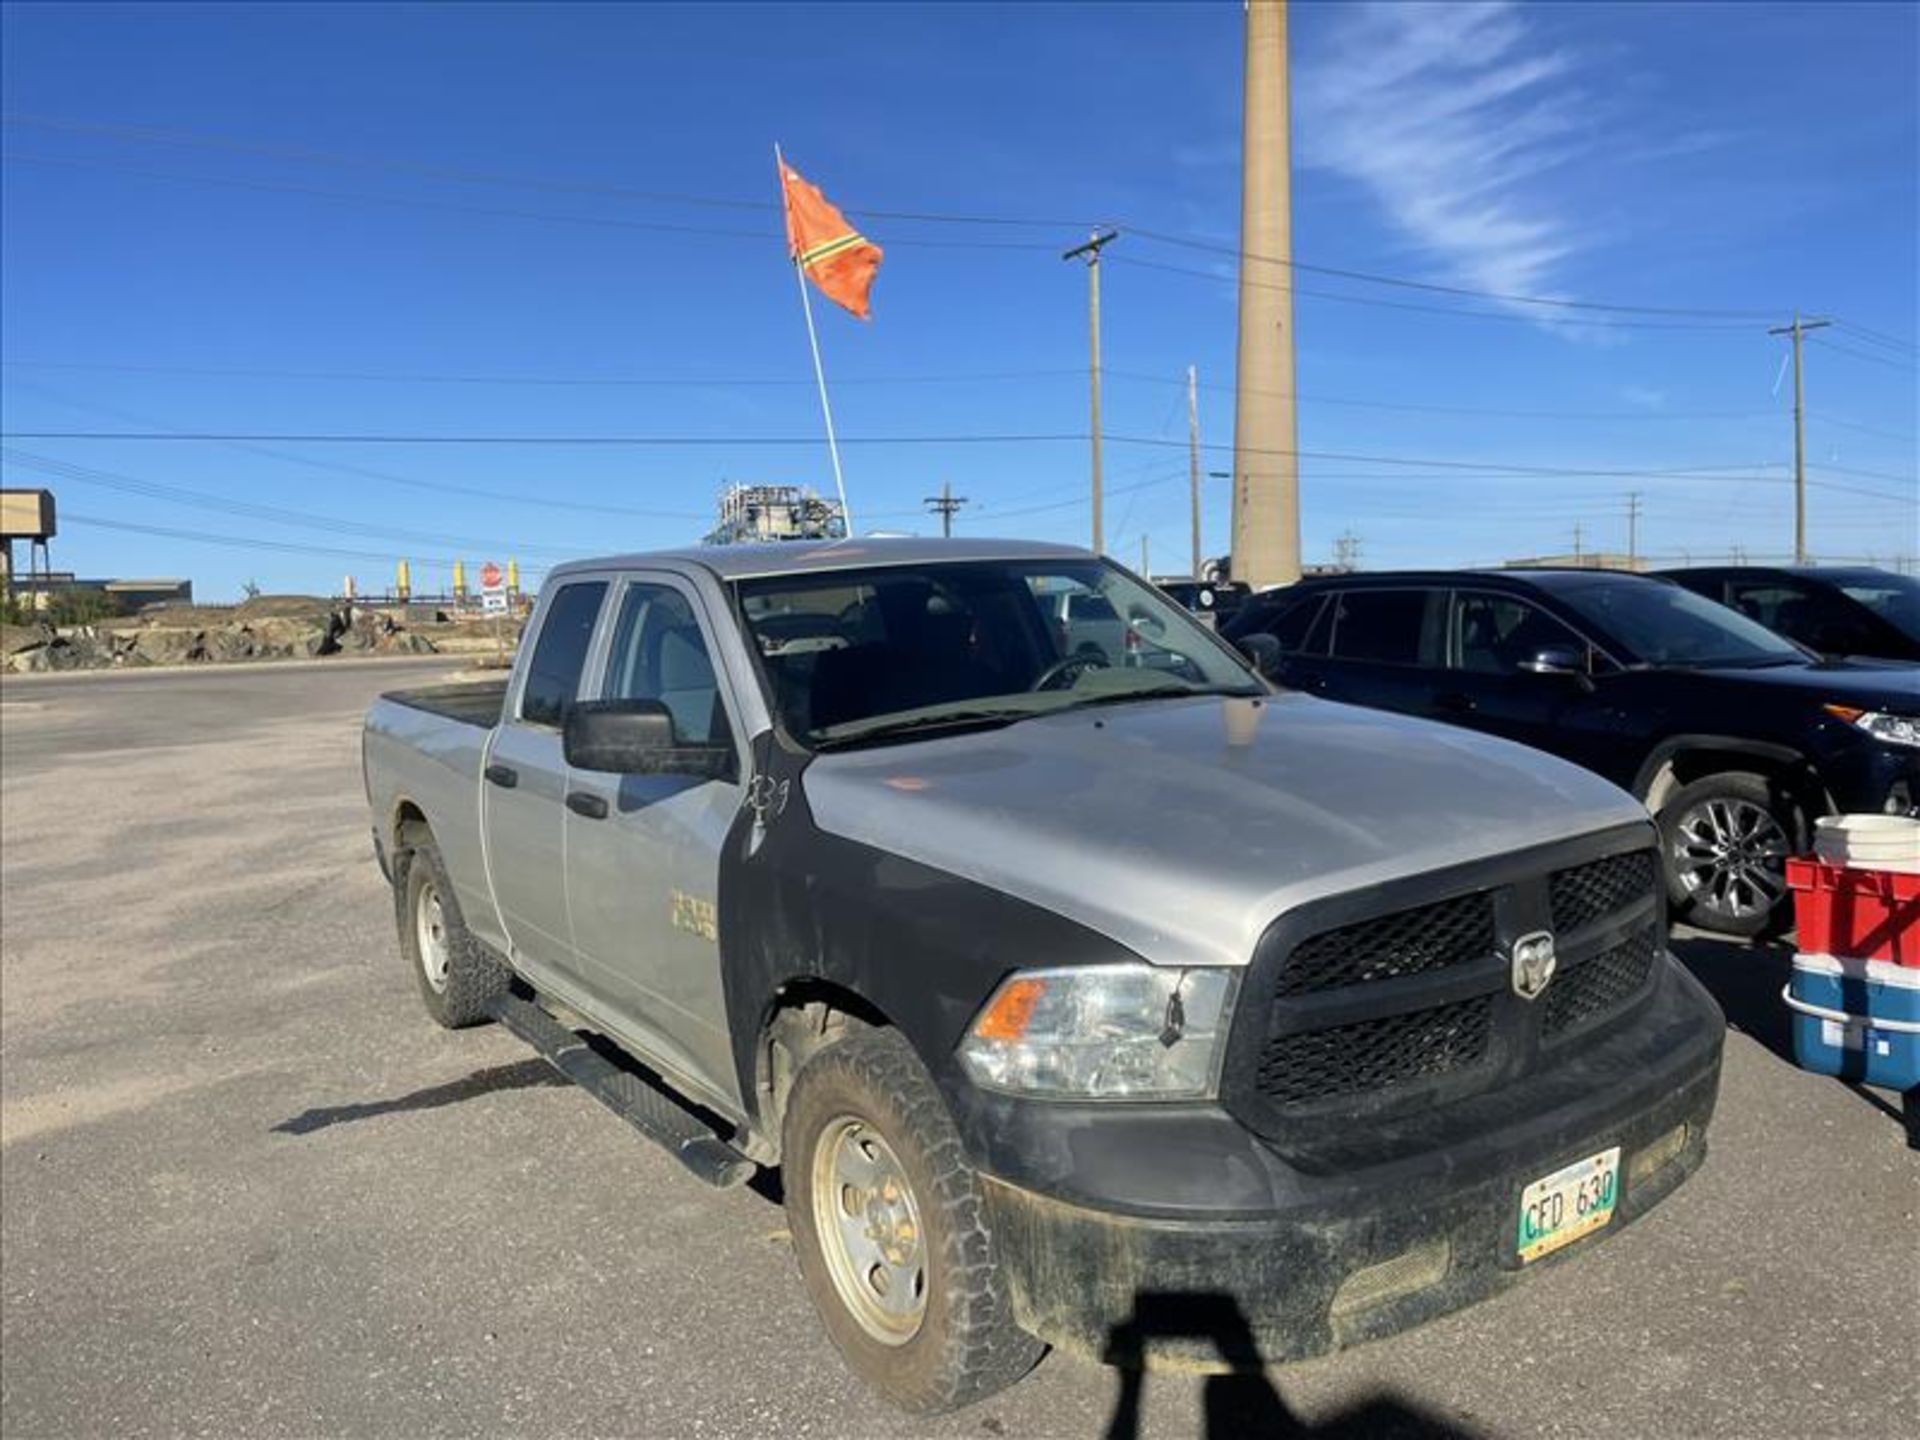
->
[{"left": 1657, "top": 770, "right": 1804, "bottom": 938}]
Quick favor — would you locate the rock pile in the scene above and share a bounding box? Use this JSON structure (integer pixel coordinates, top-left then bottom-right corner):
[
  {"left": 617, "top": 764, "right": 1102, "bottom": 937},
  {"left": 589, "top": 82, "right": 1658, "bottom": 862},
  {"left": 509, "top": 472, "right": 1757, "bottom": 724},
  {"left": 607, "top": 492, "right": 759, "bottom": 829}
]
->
[{"left": 3, "top": 603, "right": 439, "bottom": 673}]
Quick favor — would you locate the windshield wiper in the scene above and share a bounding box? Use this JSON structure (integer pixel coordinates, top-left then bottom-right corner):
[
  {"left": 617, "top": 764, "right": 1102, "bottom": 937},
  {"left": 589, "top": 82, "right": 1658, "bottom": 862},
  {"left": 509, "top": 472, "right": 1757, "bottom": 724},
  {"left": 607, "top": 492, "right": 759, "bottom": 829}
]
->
[
  {"left": 1066, "top": 682, "right": 1261, "bottom": 708},
  {"left": 811, "top": 706, "right": 1040, "bottom": 750}
]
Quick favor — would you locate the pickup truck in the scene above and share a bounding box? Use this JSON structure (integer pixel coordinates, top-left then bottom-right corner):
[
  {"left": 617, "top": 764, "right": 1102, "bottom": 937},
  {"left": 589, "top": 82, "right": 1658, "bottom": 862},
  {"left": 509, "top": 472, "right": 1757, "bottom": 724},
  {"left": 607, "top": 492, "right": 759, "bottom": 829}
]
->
[{"left": 362, "top": 538, "right": 1725, "bottom": 1412}]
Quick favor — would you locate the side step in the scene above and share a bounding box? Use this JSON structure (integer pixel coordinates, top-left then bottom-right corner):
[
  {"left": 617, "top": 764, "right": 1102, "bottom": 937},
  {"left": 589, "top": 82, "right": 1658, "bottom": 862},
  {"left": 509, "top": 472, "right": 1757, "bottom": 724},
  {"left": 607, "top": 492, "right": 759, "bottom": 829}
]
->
[{"left": 487, "top": 992, "right": 757, "bottom": 1189}]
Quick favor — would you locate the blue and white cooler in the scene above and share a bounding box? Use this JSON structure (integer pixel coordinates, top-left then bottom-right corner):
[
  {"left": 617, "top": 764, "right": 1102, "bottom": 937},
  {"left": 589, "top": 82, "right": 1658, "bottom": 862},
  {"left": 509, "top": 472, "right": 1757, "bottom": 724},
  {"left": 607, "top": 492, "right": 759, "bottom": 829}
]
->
[{"left": 1784, "top": 953, "right": 1920, "bottom": 1092}]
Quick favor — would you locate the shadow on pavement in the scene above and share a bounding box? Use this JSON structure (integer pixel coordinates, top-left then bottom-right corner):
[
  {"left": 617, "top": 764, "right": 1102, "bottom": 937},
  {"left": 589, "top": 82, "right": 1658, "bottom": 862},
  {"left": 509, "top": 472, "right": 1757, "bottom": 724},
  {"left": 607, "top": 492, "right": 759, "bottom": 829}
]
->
[
  {"left": 271, "top": 1058, "right": 568, "bottom": 1136},
  {"left": 1671, "top": 931, "right": 1795, "bottom": 1063},
  {"left": 1102, "top": 1292, "right": 1480, "bottom": 1440}
]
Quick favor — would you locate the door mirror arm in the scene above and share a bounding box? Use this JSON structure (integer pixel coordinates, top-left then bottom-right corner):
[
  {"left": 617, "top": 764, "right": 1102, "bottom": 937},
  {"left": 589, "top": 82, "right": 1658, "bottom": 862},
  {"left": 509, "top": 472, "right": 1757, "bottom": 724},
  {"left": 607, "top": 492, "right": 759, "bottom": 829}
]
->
[
  {"left": 1516, "top": 646, "right": 1595, "bottom": 692},
  {"left": 1234, "top": 632, "right": 1283, "bottom": 679}
]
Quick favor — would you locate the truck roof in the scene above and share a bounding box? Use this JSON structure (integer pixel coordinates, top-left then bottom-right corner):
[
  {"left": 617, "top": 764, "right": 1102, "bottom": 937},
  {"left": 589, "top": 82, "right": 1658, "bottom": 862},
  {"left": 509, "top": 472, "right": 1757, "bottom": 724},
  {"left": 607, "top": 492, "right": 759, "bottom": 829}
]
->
[{"left": 546, "top": 536, "right": 1092, "bottom": 584}]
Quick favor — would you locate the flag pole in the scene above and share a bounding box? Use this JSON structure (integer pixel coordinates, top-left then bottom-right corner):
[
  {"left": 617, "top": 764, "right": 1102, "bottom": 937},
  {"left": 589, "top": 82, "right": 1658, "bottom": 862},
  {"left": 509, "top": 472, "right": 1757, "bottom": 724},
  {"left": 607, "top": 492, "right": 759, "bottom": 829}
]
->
[{"left": 776, "top": 143, "right": 854, "bottom": 539}]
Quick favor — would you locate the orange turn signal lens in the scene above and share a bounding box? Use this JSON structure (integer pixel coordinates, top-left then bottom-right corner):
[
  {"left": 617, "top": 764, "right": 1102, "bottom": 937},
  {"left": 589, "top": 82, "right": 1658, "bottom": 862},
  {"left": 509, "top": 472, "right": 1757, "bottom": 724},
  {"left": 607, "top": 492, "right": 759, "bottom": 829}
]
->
[
  {"left": 1824, "top": 704, "right": 1866, "bottom": 723},
  {"left": 972, "top": 977, "right": 1048, "bottom": 1042}
]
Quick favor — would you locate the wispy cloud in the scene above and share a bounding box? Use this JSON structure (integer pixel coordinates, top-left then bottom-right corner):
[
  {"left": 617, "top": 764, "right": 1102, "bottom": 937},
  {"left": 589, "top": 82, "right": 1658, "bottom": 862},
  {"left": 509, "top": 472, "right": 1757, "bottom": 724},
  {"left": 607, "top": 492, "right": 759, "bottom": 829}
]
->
[{"left": 1297, "top": 2, "right": 1589, "bottom": 323}]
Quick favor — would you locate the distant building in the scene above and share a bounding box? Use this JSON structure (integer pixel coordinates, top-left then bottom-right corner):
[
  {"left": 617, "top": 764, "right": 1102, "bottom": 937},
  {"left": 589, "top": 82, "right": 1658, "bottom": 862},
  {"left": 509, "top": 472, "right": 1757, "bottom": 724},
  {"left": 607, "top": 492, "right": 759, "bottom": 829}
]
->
[
  {"left": 706, "top": 484, "right": 846, "bottom": 545},
  {"left": 1501, "top": 552, "right": 1645, "bottom": 573},
  {"left": 8, "top": 574, "right": 194, "bottom": 612}
]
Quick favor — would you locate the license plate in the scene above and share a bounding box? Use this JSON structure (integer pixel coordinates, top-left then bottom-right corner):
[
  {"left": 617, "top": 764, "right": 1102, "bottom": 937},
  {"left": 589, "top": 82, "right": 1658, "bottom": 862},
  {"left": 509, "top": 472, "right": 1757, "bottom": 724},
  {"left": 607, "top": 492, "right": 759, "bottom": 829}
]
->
[{"left": 1516, "top": 1147, "right": 1620, "bottom": 1263}]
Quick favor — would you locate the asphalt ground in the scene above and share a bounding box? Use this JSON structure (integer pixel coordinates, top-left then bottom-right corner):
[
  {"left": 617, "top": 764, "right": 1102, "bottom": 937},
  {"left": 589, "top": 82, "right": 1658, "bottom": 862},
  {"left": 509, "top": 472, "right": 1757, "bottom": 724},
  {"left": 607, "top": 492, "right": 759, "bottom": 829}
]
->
[{"left": 2, "top": 661, "right": 1915, "bottom": 1439}]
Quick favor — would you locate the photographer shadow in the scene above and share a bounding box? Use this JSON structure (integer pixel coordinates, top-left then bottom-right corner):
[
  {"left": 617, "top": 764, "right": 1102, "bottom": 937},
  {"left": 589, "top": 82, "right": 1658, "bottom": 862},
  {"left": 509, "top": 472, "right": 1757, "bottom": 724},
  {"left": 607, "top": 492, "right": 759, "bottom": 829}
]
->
[{"left": 1102, "top": 1292, "right": 1479, "bottom": 1440}]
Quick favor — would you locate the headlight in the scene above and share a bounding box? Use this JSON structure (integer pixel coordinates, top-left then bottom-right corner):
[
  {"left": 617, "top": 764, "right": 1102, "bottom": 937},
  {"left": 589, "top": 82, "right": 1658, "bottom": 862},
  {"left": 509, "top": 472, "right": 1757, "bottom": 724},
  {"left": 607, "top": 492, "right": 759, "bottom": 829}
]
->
[
  {"left": 957, "top": 964, "right": 1238, "bottom": 1099},
  {"left": 1825, "top": 705, "right": 1920, "bottom": 749}
]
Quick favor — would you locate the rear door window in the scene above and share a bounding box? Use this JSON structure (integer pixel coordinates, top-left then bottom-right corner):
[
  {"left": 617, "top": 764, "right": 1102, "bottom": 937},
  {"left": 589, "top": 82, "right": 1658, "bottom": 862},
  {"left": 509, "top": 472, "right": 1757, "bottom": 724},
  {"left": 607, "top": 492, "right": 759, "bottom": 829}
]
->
[
  {"left": 519, "top": 581, "right": 608, "bottom": 726},
  {"left": 1329, "top": 589, "right": 1447, "bottom": 667}
]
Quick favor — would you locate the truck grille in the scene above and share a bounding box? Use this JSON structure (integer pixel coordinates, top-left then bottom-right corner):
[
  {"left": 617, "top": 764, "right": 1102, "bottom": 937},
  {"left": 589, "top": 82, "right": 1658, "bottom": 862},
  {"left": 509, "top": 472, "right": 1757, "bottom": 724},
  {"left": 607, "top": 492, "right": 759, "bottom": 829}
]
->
[
  {"left": 1544, "top": 924, "right": 1660, "bottom": 1038},
  {"left": 1223, "top": 837, "right": 1663, "bottom": 1135},
  {"left": 1550, "top": 850, "right": 1658, "bottom": 934},
  {"left": 1274, "top": 890, "right": 1495, "bottom": 996},
  {"left": 1253, "top": 995, "right": 1494, "bottom": 1105}
]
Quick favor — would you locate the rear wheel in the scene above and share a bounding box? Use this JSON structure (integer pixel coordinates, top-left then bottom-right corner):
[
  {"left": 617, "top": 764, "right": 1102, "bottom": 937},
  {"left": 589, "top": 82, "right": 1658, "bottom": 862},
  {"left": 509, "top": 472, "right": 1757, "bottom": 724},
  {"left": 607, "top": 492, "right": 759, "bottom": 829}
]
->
[
  {"left": 781, "top": 1028, "right": 1042, "bottom": 1412},
  {"left": 1657, "top": 771, "right": 1802, "bottom": 938},
  {"left": 395, "top": 836, "right": 508, "bottom": 1027}
]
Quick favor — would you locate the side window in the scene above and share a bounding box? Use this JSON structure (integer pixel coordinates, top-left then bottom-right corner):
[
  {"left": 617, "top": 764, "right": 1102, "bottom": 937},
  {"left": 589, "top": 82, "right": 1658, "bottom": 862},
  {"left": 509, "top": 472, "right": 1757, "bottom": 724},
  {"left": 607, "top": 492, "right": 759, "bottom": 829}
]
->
[
  {"left": 1455, "top": 593, "right": 1584, "bottom": 674},
  {"left": 1329, "top": 589, "right": 1447, "bottom": 667},
  {"left": 519, "top": 581, "right": 608, "bottom": 726},
  {"left": 1268, "top": 593, "right": 1328, "bottom": 653},
  {"left": 601, "top": 583, "right": 732, "bottom": 750}
]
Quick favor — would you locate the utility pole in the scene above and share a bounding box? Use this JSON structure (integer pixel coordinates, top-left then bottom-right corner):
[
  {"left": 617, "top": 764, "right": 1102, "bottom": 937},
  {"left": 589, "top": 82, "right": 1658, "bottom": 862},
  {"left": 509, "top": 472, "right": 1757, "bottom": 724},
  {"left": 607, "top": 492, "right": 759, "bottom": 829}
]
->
[
  {"left": 1231, "top": 0, "right": 1301, "bottom": 589},
  {"left": 1769, "top": 312, "right": 1830, "bottom": 564},
  {"left": 1140, "top": 534, "right": 1151, "bottom": 577},
  {"left": 1572, "top": 521, "right": 1585, "bottom": 565},
  {"left": 923, "top": 480, "right": 967, "bottom": 538},
  {"left": 1063, "top": 229, "right": 1119, "bottom": 554},
  {"left": 1626, "top": 491, "right": 1642, "bottom": 569},
  {"left": 1187, "top": 365, "right": 1202, "bottom": 579},
  {"left": 1333, "top": 529, "right": 1361, "bottom": 571}
]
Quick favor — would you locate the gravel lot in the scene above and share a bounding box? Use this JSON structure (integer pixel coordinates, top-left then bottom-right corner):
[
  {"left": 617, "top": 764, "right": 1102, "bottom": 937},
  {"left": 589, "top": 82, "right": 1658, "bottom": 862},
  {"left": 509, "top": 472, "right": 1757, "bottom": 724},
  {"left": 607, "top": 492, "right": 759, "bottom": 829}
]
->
[{"left": 2, "top": 661, "right": 1914, "bottom": 1439}]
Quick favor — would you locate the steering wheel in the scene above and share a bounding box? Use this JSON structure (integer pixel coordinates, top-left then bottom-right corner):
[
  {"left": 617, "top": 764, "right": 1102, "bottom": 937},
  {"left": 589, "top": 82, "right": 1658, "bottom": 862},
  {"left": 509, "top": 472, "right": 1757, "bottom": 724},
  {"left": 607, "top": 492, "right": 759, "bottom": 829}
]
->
[{"left": 1031, "top": 650, "right": 1111, "bottom": 692}]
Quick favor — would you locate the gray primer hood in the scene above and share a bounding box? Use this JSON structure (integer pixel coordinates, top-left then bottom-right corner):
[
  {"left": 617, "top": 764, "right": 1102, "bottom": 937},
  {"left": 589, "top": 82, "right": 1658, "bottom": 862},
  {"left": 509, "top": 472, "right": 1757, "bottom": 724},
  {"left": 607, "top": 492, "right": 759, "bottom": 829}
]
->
[{"left": 802, "top": 694, "right": 1650, "bottom": 969}]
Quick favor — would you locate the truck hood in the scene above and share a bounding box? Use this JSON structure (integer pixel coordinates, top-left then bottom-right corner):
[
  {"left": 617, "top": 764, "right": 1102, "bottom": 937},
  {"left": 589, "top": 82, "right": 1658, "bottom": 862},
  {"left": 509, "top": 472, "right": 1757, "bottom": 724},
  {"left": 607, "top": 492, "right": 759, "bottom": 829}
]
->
[{"left": 801, "top": 692, "right": 1649, "bottom": 969}]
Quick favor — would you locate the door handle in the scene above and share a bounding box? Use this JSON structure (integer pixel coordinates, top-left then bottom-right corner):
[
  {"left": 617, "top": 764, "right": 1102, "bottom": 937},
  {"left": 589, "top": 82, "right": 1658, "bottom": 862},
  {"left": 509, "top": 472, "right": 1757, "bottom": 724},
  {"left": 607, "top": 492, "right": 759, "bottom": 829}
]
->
[
  {"left": 1435, "top": 691, "right": 1477, "bottom": 714},
  {"left": 566, "top": 791, "right": 609, "bottom": 820},
  {"left": 484, "top": 763, "right": 519, "bottom": 788}
]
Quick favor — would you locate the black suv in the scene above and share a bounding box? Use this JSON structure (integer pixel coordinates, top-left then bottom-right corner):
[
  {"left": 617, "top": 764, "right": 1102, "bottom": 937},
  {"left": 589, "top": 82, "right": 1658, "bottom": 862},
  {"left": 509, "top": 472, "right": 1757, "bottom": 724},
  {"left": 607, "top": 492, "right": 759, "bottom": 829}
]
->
[
  {"left": 1663, "top": 565, "right": 1920, "bottom": 663},
  {"left": 1225, "top": 569, "right": 1920, "bottom": 937}
]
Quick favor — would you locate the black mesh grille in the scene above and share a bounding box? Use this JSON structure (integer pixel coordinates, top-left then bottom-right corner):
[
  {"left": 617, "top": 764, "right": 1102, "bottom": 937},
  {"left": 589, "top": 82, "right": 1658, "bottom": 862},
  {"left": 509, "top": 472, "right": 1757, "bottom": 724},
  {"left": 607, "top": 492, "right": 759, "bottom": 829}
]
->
[
  {"left": 1252, "top": 995, "right": 1494, "bottom": 1105},
  {"left": 1549, "top": 850, "right": 1657, "bottom": 935},
  {"left": 1274, "top": 891, "right": 1496, "bottom": 996},
  {"left": 1543, "top": 926, "right": 1659, "bottom": 1037}
]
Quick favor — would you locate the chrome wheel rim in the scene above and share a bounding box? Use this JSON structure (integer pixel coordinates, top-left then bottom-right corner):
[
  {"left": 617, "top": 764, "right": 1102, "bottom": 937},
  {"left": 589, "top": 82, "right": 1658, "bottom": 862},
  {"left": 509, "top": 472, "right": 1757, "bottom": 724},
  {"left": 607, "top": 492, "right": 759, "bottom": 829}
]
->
[
  {"left": 415, "top": 880, "right": 451, "bottom": 993},
  {"left": 1672, "top": 797, "right": 1790, "bottom": 921},
  {"left": 810, "top": 1115, "right": 927, "bottom": 1344}
]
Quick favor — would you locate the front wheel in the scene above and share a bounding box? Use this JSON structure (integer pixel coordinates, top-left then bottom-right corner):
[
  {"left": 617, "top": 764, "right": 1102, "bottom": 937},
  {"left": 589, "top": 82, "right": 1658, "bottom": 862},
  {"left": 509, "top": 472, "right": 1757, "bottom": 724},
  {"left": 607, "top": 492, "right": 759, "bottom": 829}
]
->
[
  {"left": 1657, "top": 771, "right": 1803, "bottom": 939},
  {"left": 781, "top": 1029, "right": 1043, "bottom": 1412}
]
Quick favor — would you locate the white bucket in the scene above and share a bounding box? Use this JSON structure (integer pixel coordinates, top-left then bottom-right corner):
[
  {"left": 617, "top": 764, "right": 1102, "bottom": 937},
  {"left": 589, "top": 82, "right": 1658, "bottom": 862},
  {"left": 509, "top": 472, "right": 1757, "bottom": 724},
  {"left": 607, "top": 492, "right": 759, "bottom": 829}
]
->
[{"left": 1813, "top": 814, "right": 1920, "bottom": 874}]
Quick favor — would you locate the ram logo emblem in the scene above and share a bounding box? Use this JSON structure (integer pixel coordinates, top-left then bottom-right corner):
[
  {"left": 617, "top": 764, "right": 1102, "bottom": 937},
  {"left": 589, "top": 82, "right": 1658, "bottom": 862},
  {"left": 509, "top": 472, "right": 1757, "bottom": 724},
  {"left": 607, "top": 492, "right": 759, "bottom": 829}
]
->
[{"left": 1510, "top": 930, "right": 1557, "bottom": 1001}]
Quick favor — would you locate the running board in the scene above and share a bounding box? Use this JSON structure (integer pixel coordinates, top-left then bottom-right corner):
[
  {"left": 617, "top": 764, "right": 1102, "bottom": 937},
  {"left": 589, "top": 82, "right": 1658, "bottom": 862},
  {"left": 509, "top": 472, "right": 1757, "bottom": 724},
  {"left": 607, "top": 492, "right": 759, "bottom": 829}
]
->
[{"left": 487, "top": 992, "right": 757, "bottom": 1189}]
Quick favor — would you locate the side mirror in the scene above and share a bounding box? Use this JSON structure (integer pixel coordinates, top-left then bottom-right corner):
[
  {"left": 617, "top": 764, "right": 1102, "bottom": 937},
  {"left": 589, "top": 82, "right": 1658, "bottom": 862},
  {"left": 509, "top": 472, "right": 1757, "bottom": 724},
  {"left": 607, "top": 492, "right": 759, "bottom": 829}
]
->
[
  {"left": 563, "top": 700, "right": 735, "bottom": 780},
  {"left": 1235, "top": 632, "right": 1282, "bottom": 678},
  {"left": 1517, "top": 646, "right": 1588, "bottom": 681}
]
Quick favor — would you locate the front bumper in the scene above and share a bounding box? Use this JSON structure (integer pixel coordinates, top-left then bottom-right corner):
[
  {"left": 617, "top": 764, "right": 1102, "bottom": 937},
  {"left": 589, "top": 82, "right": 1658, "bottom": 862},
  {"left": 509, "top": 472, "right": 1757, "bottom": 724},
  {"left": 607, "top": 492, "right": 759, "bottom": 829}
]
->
[
  {"left": 972, "top": 957, "right": 1724, "bottom": 1368},
  {"left": 1822, "top": 738, "right": 1920, "bottom": 817}
]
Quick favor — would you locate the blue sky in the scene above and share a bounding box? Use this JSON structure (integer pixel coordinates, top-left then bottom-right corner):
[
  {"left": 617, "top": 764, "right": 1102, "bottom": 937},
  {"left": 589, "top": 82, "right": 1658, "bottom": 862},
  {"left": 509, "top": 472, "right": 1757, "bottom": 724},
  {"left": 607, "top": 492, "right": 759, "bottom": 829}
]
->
[{"left": 2, "top": 0, "right": 1915, "bottom": 598}]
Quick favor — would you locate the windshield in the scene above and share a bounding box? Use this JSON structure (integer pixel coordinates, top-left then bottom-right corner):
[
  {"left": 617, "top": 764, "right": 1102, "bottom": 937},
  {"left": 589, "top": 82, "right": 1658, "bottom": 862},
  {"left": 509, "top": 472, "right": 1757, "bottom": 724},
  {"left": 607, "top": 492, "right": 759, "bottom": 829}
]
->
[
  {"left": 1837, "top": 574, "right": 1920, "bottom": 640},
  {"left": 1556, "top": 579, "right": 1809, "bottom": 668},
  {"left": 735, "top": 558, "right": 1263, "bottom": 746}
]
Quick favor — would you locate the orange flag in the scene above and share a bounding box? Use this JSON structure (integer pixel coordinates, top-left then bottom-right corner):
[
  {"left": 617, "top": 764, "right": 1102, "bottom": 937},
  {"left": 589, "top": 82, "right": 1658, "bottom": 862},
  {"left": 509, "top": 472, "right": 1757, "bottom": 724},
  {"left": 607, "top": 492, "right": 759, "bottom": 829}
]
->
[{"left": 780, "top": 158, "right": 883, "bottom": 320}]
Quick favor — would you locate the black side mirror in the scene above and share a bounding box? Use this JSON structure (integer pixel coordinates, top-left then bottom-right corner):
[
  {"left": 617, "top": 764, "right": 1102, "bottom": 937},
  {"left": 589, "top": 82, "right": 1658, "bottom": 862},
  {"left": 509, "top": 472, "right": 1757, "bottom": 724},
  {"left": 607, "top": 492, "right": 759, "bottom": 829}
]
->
[
  {"left": 1235, "top": 632, "right": 1282, "bottom": 678},
  {"left": 563, "top": 700, "right": 734, "bottom": 779},
  {"left": 1517, "top": 646, "right": 1593, "bottom": 689}
]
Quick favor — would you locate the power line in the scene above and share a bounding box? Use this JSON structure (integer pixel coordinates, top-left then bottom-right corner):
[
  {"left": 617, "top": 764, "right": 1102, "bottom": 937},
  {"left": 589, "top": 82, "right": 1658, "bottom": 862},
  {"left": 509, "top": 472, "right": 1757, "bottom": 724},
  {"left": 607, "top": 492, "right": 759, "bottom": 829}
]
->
[
  {"left": 0, "top": 152, "right": 1057, "bottom": 252},
  {"left": 0, "top": 357, "right": 1085, "bottom": 389},
  {"left": 1809, "top": 336, "right": 1918, "bottom": 372},
  {"left": 55, "top": 510, "right": 547, "bottom": 575},
  {"left": 0, "top": 447, "right": 591, "bottom": 557},
  {"left": 1810, "top": 412, "right": 1918, "bottom": 444},
  {"left": 1120, "top": 227, "right": 1778, "bottom": 320},
  {"left": 1831, "top": 319, "right": 1919, "bottom": 356},
  {"left": 1104, "top": 254, "right": 1761, "bottom": 333},
  {"left": 1, "top": 112, "right": 1821, "bottom": 324}
]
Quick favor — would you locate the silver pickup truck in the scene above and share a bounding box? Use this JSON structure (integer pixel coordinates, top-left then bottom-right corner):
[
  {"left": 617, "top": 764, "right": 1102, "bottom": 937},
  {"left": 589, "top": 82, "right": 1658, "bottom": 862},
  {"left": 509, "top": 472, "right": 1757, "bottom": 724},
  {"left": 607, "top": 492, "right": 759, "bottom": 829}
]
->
[{"left": 363, "top": 538, "right": 1724, "bottom": 1412}]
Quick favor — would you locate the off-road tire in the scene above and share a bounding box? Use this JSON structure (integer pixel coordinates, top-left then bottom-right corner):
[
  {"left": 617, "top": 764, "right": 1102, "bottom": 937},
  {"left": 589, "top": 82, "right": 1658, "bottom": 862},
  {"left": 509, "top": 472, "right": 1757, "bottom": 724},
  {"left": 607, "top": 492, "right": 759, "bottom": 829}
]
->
[
  {"left": 1656, "top": 770, "right": 1804, "bottom": 940},
  {"left": 782, "top": 1028, "right": 1043, "bottom": 1412},
  {"left": 394, "top": 836, "right": 509, "bottom": 1028}
]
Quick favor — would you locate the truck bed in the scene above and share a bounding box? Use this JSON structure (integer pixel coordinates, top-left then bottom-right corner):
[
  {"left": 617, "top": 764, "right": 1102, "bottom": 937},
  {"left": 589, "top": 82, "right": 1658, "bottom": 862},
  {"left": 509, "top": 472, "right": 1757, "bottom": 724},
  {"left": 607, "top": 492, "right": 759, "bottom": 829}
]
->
[{"left": 382, "top": 679, "right": 508, "bottom": 729}]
